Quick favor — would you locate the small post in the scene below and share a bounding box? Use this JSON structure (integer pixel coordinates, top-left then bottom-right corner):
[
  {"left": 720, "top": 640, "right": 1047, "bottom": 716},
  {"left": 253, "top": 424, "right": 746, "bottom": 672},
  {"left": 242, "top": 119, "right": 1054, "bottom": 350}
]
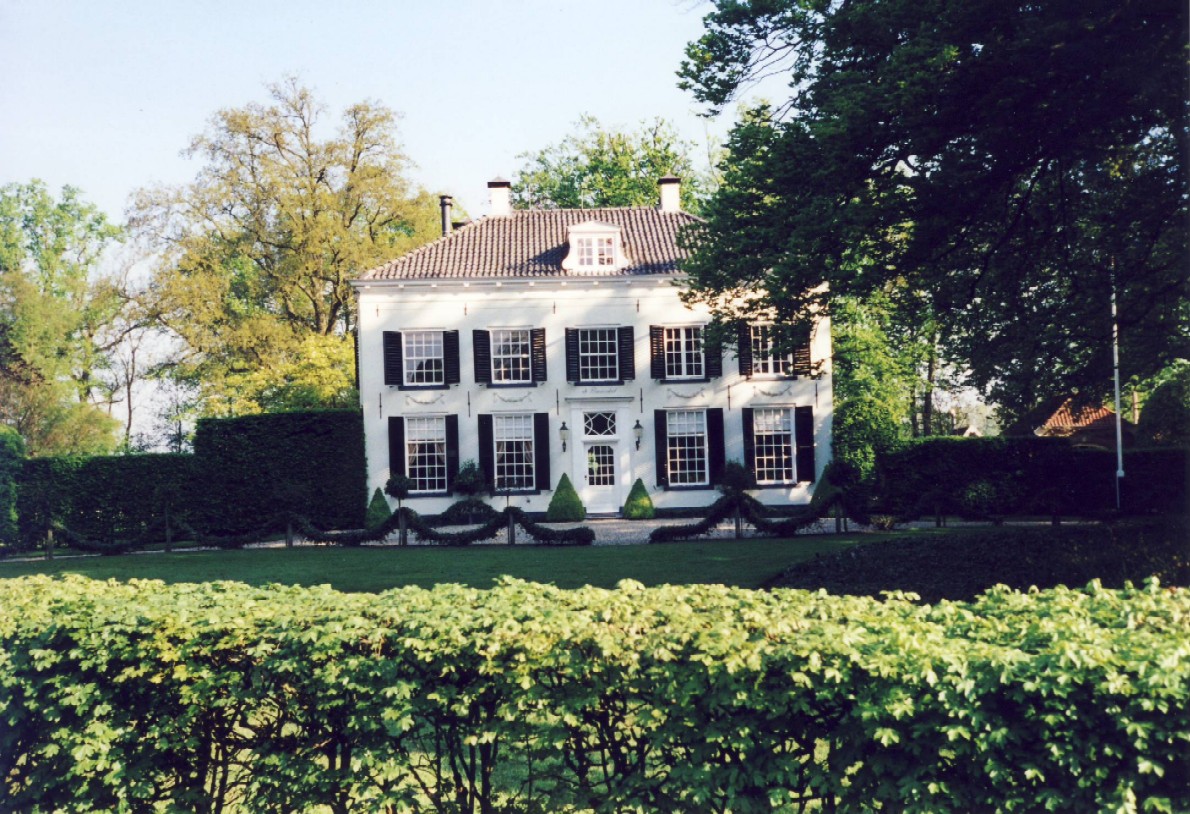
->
[
  {"left": 506, "top": 509, "right": 516, "bottom": 545},
  {"left": 286, "top": 520, "right": 294, "bottom": 548},
  {"left": 398, "top": 508, "right": 408, "bottom": 546},
  {"left": 45, "top": 527, "right": 54, "bottom": 561},
  {"left": 734, "top": 501, "right": 743, "bottom": 539}
]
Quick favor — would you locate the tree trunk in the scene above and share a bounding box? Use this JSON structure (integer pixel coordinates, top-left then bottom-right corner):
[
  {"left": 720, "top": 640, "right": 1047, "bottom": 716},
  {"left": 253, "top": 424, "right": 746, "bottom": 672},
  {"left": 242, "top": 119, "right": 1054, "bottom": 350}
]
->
[
  {"left": 45, "top": 527, "right": 54, "bottom": 561},
  {"left": 398, "top": 509, "right": 408, "bottom": 546},
  {"left": 286, "top": 520, "right": 294, "bottom": 548},
  {"left": 506, "top": 511, "right": 516, "bottom": 545},
  {"left": 733, "top": 503, "right": 743, "bottom": 538},
  {"left": 922, "top": 340, "right": 937, "bottom": 436}
]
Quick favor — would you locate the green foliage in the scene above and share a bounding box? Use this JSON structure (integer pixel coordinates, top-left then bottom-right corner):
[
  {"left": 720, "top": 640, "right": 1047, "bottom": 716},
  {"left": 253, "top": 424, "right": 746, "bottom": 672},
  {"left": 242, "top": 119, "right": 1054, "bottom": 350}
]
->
[
  {"left": 451, "top": 459, "right": 487, "bottom": 498},
  {"left": 365, "top": 487, "right": 391, "bottom": 530},
  {"left": 715, "top": 460, "right": 755, "bottom": 497},
  {"left": 432, "top": 497, "right": 498, "bottom": 526},
  {"left": 622, "top": 478, "right": 655, "bottom": 520},
  {"left": 678, "top": 0, "right": 1186, "bottom": 414},
  {"left": 384, "top": 474, "right": 413, "bottom": 504},
  {"left": 774, "top": 516, "right": 1190, "bottom": 602},
  {"left": 0, "top": 425, "right": 24, "bottom": 547},
  {"left": 193, "top": 409, "right": 366, "bottom": 535},
  {"left": 876, "top": 437, "right": 1188, "bottom": 518},
  {"left": 512, "top": 114, "right": 712, "bottom": 212},
  {"left": 14, "top": 454, "right": 195, "bottom": 554},
  {"left": 131, "top": 79, "right": 441, "bottom": 416},
  {"left": 545, "top": 473, "right": 586, "bottom": 522},
  {"left": 297, "top": 505, "right": 595, "bottom": 547},
  {"left": 2, "top": 575, "right": 1185, "bottom": 812},
  {"left": 0, "top": 180, "right": 124, "bottom": 455},
  {"left": 1139, "top": 359, "right": 1190, "bottom": 445}
]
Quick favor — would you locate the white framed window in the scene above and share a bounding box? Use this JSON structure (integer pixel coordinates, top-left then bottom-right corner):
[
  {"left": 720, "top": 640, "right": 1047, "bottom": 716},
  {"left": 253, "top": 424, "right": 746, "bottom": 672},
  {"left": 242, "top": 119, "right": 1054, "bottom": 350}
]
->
[
  {"left": 406, "top": 416, "right": 448, "bottom": 493},
  {"left": 750, "top": 325, "right": 792, "bottom": 377},
  {"left": 404, "top": 330, "right": 445, "bottom": 385},
  {"left": 492, "top": 329, "right": 531, "bottom": 383},
  {"left": 753, "top": 408, "right": 795, "bottom": 484},
  {"left": 666, "top": 410, "right": 708, "bottom": 486},
  {"left": 577, "top": 235, "right": 616, "bottom": 268},
  {"left": 583, "top": 411, "right": 616, "bottom": 437},
  {"left": 494, "top": 414, "right": 535, "bottom": 491},
  {"left": 664, "top": 327, "right": 704, "bottom": 379},
  {"left": 579, "top": 328, "right": 619, "bottom": 382}
]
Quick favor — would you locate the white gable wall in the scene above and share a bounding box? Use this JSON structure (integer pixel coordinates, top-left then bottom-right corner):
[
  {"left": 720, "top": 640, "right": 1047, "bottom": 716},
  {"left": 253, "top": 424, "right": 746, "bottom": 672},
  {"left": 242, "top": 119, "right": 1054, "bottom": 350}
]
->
[{"left": 356, "top": 274, "right": 832, "bottom": 514}]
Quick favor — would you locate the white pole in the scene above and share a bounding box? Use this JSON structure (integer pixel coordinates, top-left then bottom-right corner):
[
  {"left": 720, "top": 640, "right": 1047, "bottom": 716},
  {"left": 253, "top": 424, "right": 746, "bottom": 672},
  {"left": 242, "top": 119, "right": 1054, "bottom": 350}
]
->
[{"left": 1111, "top": 264, "right": 1125, "bottom": 510}]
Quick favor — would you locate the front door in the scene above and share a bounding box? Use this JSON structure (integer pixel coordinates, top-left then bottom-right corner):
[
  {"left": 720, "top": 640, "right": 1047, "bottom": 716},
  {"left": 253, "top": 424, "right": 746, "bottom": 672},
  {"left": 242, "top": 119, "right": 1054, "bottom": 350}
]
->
[{"left": 572, "top": 408, "right": 623, "bottom": 513}]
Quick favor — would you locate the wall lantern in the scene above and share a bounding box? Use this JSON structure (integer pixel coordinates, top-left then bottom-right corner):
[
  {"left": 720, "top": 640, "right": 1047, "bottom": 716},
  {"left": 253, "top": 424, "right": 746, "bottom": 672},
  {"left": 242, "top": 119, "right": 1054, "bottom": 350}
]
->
[
  {"left": 633, "top": 419, "right": 643, "bottom": 450},
  {"left": 559, "top": 421, "right": 570, "bottom": 451}
]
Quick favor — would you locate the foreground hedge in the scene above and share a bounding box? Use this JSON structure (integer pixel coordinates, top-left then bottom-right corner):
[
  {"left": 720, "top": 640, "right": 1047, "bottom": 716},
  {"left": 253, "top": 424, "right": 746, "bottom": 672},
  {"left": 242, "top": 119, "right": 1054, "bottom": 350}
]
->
[{"left": 2, "top": 577, "right": 1185, "bottom": 813}]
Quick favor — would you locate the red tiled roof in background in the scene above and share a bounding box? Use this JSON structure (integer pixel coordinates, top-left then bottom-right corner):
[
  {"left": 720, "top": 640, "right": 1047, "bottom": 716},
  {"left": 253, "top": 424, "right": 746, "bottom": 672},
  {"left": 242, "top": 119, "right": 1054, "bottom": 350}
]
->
[
  {"left": 356, "top": 207, "right": 701, "bottom": 280},
  {"left": 1041, "top": 399, "right": 1119, "bottom": 433}
]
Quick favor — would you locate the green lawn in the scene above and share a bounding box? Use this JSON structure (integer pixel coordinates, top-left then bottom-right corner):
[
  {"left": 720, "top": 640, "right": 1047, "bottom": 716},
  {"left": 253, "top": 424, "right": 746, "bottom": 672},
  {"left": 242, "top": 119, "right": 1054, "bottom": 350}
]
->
[{"left": 0, "top": 536, "right": 868, "bottom": 593}]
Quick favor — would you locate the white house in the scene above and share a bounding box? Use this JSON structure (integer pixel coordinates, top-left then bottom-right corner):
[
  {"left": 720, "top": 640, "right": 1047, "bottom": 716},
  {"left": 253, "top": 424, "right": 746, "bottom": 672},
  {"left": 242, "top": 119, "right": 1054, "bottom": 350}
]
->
[{"left": 351, "top": 177, "right": 832, "bottom": 516}]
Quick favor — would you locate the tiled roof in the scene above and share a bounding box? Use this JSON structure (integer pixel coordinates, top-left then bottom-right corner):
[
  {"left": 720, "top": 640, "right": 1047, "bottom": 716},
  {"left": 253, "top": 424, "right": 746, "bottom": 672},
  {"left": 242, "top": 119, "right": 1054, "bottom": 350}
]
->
[
  {"left": 1041, "top": 399, "right": 1119, "bottom": 433},
  {"left": 357, "top": 207, "right": 701, "bottom": 280}
]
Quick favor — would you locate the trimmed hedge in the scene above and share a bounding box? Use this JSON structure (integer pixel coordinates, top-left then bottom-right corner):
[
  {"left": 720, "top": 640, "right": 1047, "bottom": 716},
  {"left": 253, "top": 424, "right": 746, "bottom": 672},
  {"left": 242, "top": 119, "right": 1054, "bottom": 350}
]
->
[
  {"left": 622, "top": 478, "right": 655, "bottom": 519},
  {"left": 192, "top": 409, "right": 366, "bottom": 535},
  {"left": 876, "top": 438, "right": 1188, "bottom": 518},
  {"left": 2, "top": 575, "right": 1185, "bottom": 812},
  {"left": 546, "top": 473, "right": 586, "bottom": 522},
  {"left": 0, "top": 426, "right": 23, "bottom": 550},
  {"left": 296, "top": 505, "right": 595, "bottom": 547}
]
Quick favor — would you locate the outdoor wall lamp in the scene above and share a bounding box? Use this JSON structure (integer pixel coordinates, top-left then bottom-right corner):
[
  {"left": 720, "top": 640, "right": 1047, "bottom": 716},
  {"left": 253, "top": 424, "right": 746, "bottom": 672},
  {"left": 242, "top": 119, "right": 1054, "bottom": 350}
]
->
[
  {"left": 559, "top": 422, "right": 570, "bottom": 451},
  {"left": 633, "top": 419, "right": 643, "bottom": 450}
]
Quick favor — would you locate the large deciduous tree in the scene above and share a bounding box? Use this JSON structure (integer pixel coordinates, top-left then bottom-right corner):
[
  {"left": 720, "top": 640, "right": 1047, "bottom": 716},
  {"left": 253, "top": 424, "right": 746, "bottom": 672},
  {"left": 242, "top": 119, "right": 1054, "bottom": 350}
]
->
[
  {"left": 132, "top": 79, "right": 441, "bottom": 416},
  {"left": 0, "top": 181, "right": 123, "bottom": 456},
  {"left": 512, "top": 115, "right": 714, "bottom": 212},
  {"left": 678, "top": 0, "right": 1188, "bottom": 416}
]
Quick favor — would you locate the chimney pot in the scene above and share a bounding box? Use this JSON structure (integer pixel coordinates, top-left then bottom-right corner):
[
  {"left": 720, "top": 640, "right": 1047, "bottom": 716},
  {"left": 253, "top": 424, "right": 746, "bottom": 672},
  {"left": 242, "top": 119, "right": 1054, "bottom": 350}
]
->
[
  {"left": 488, "top": 177, "right": 512, "bottom": 217},
  {"left": 439, "top": 195, "right": 453, "bottom": 236},
  {"left": 658, "top": 175, "right": 681, "bottom": 212}
]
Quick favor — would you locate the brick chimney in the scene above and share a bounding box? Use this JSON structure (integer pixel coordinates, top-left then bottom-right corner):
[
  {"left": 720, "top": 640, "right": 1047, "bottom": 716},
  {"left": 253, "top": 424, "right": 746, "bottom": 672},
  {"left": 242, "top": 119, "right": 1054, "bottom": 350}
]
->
[
  {"left": 488, "top": 177, "right": 512, "bottom": 217},
  {"left": 658, "top": 175, "right": 681, "bottom": 213}
]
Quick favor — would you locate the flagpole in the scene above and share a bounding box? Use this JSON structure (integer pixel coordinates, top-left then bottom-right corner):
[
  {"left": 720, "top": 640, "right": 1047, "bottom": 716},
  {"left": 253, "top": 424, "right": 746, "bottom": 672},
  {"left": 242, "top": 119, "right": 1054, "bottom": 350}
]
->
[{"left": 1111, "top": 261, "right": 1124, "bottom": 510}]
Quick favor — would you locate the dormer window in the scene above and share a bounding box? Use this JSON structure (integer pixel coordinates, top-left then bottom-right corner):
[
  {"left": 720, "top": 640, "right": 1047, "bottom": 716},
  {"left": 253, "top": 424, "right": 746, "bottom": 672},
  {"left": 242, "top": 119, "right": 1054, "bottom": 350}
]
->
[{"left": 562, "top": 221, "right": 628, "bottom": 273}]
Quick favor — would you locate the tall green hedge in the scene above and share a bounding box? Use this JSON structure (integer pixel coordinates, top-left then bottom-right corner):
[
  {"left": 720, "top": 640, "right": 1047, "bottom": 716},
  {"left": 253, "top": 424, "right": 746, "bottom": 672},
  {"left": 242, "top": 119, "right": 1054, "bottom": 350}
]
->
[
  {"left": 193, "top": 409, "right": 366, "bottom": 535},
  {"left": 1, "top": 575, "right": 1185, "bottom": 812},
  {"left": 875, "top": 437, "right": 1188, "bottom": 518},
  {"left": 0, "top": 426, "right": 24, "bottom": 550}
]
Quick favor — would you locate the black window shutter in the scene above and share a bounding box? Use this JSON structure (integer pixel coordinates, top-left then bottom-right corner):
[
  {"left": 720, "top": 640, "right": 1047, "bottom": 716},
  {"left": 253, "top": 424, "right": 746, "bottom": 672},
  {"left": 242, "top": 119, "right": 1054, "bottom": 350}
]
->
[
  {"left": 387, "top": 416, "right": 405, "bottom": 477},
  {"left": 565, "top": 328, "right": 580, "bottom": 383},
  {"left": 653, "top": 409, "right": 669, "bottom": 489},
  {"left": 618, "top": 326, "right": 635, "bottom": 381},
  {"left": 649, "top": 325, "right": 665, "bottom": 380},
  {"left": 795, "top": 406, "right": 815, "bottom": 483},
  {"left": 791, "top": 339, "right": 812, "bottom": 378},
  {"left": 531, "top": 328, "right": 547, "bottom": 383},
  {"left": 473, "top": 330, "right": 492, "bottom": 385},
  {"left": 737, "top": 324, "right": 753, "bottom": 378},
  {"left": 445, "top": 414, "right": 460, "bottom": 493},
  {"left": 477, "top": 414, "right": 495, "bottom": 491},
  {"left": 533, "top": 412, "right": 551, "bottom": 491},
  {"left": 383, "top": 331, "right": 403, "bottom": 386},
  {"left": 443, "top": 330, "right": 461, "bottom": 385},
  {"left": 741, "top": 408, "right": 755, "bottom": 480},
  {"left": 705, "top": 329, "right": 723, "bottom": 379},
  {"left": 707, "top": 408, "right": 726, "bottom": 486}
]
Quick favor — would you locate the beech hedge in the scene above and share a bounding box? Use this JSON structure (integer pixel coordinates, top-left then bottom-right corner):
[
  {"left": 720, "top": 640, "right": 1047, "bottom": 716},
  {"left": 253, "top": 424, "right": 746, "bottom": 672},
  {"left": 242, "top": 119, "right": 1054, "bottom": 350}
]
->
[{"left": 1, "top": 576, "right": 1185, "bottom": 813}]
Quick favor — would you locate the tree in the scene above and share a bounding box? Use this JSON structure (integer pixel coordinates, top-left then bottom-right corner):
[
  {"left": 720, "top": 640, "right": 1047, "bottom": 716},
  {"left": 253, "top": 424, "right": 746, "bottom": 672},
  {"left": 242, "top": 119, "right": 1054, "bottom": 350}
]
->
[
  {"left": 678, "top": 0, "right": 1187, "bottom": 418},
  {"left": 132, "top": 78, "right": 442, "bottom": 416},
  {"left": 0, "top": 181, "right": 124, "bottom": 455},
  {"left": 1138, "top": 360, "right": 1190, "bottom": 445},
  {"left": 512, "top": 115, "right": 713, "bottom": 212}
]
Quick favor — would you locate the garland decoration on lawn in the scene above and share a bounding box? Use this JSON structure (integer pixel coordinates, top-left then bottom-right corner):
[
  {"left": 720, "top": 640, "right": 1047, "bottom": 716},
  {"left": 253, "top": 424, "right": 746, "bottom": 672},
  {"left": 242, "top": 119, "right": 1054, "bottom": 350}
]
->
[
  {"left": 648, "top": 491, "right": 839, "bottom": 543},
  {"left": 294, "top": 505, "right": 594, "bottom": 547}
]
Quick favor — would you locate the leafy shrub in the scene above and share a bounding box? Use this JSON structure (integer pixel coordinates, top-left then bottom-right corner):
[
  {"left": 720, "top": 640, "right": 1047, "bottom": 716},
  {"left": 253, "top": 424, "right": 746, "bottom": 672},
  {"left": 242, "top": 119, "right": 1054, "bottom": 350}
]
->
[
  {"left": 385, "top": 474, "right": 413, "bottom": 504},
  {"left": 546, "top": 473, "right": 585, "bottom": 522},
  {"left": 622, "top": 478, "right": 654, "bottom": 520},
  {"left": 716, "top": 460, "right": 755, "bottom": 496},
  {"left": 452, "top": 459, "right": 487, "bottom": 498},
  {"left": 365, "top": 488, "right": 391, "bottom": 529},
  {"left": 868, "top": 514, "right": 898, "bottom": 531},
  {"left": 2, "top": 575, "right": 1184, "bottom": 813},
  {"left": 0, "top": 426, "right": 24, "bottom": 551},
  {"left": 433, "top": 498, "right": 498, "bottom": 526}
]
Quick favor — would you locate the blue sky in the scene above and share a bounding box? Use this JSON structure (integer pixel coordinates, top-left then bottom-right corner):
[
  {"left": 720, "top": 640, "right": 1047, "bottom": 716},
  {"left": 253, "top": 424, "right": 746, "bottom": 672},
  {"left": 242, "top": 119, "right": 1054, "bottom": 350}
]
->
[{"left": 1, "top": 0, "right": 750, "bottom": 220}]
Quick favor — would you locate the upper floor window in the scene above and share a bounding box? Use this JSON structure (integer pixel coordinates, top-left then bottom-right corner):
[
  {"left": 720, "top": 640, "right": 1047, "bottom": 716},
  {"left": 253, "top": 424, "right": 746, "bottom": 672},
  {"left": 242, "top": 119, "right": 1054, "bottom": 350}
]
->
[
  {"left": 664, "top": 327, "right": 704, "bottom": 379},
  {"left": 578, "top": 328, "right": 619, "bottom": 382},
  {"left": 577, "top": 235, "right": 615, "bottom": 268},
  {"left": 474, "top": 328, "right": 546, "bottom": 386},
  {"left": 750, "top": 325, "right": 792, "bottom": 377},
  {"left": 383, "top": 330, "right": 460, "bottom": 390},
  {"left": 492, "top": 329, "right": 531, "bottom": 383}
]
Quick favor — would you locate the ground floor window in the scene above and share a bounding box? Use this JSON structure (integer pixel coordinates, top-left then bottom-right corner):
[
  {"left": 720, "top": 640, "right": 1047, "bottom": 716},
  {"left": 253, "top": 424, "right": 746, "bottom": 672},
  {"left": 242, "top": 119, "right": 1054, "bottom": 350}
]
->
[
  {"left": 494, "top": 414, "right": 535, "bottom": 491},
  {"left": 666, "top": 410, "right": 708, "bottom": 486},
  {"left": 406, "top": 416, "right": 447, "bottom": 492},
  {"left": 752, "top": 408, "right": 794, "bottom": 484}
]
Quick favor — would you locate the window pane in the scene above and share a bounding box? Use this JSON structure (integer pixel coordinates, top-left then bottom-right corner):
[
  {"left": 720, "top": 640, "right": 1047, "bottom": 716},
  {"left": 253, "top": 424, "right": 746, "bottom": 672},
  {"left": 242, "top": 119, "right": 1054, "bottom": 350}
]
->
[
  {"left": 404, "top": 331, "right": 445, "bottom": 385},
  {"left": 750, "top": 325, "right": 791, "bottom": 376},
  {"left": 664, "top": 327, "right": 704, "bottom": 378},
  {"left": 666, "top": 410, "right": 707, "bottom": 485},
  {"left": 583, "top": 411, "right": 616, "bottom": 437},
  {"left": 587, "top": 444, "right": 615, "bottom": 485},
  {"left": 406, "top": 417, "right": 447, "bottom": 492},
  {"left": 754, "top": 408, "right": 794, "bottom": 484},
  {"left": 578, "top": 328, "right": 619, "bottom": 382},
  {"left": 494, "top": 414, "right": 535, "bottom": 490},
  {"left": 492, "top": 329, "right": 531, "bottom": 383}
]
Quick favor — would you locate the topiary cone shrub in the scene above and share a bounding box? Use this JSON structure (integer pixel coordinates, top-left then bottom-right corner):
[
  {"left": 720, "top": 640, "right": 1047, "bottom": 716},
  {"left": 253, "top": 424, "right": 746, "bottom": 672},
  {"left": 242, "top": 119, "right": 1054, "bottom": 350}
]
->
[
  {"left": 365, "top": 488, "right": 392, "bottom": 529},
  {"left": 622, "top": 478, "right": 655, "bottom": 520},
  {"left": 546, "top": 474, "right": 586, "bottom": 522}
]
